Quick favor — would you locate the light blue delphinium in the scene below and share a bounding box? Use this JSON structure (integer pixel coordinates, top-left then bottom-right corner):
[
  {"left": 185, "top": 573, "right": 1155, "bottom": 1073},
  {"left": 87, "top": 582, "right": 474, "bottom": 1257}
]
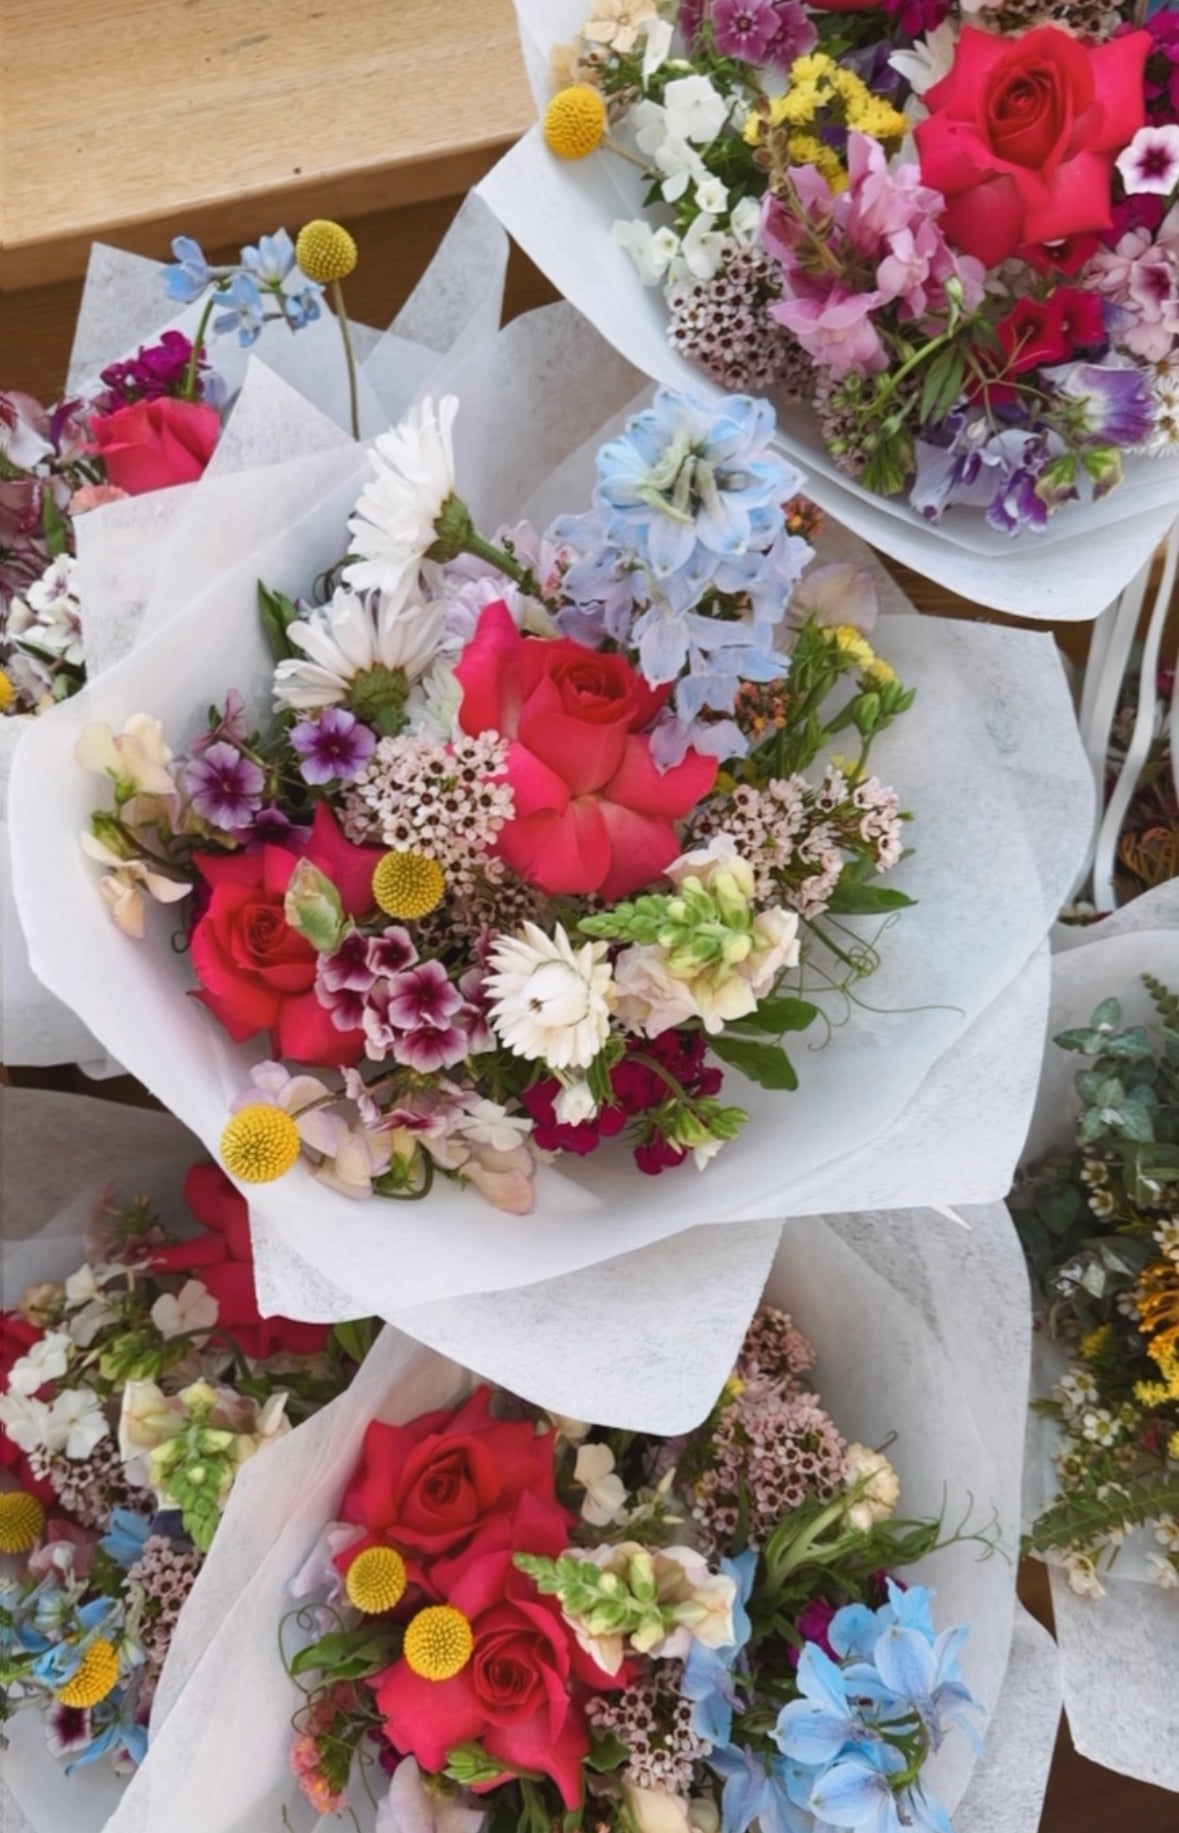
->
[
  {"left": 775, "top": 1642, "right": 887, "bottom": 1770},
  {"left": 240, "top": 228, "right": 296, "bottom": 286},
  {"left": 594, "top": 389, "right": 800, "bottom": 584},
  {"left": 807, "top": 1744, "right": 953, "bottom": 1833},
  {"left": 284, "top": 281, "right": 323, "bottom": 329},
  {"left": 30, "top": 1598, "right": 121, "bottom": 1690},
  {"left": 100, "top": 1508, "right": 154, "bottom": 1570},
  {"left": 866, "top": 1620, "right": 981, "bottom": 1756},
  {"left": 164, "top": 235, "right": 211, "bottom": 304},
  {"left": 828, "top": 1581, "right": 939, "bottom": 1662},
  {"left": 682, "top": 1549, "right": 757, "bottom": 1744},
  {"left": 212, "top": 271, "right": 266, "bottom": 347},
  {"left": 708, "top": 1744, "right": 812, "bottom": 1833}
]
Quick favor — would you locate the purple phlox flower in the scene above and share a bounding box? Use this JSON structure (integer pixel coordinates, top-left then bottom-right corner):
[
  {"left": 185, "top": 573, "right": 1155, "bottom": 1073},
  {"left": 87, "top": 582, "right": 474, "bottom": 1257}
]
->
[
  {"left": 763, "top": 1, "right": 816, "bottom": 69},
  {"left": 367, "top": 927, "right": 419, "bottom": 977},
  {"left": 191, "top": 688, "right": 251, "bottom": 755},
  {"left": 183, "top": 741, "right": 265, "bottom": 831},
  {"left": 1041, "top": 360, "right": 1155, "bottom": 448},
  {"left": 318, "top": 927, "right": 415, "bottom": 1035},
  {"left": 252, "top": 804, "right": 310, "bottom": 846},
  {"left": 0, "top": 389, "right": 54, "bottom": 468},
  {"left": 1116, "top": 124, "right": 1179, "bottom": 197},
  {"left": 384, "top": 960, "right": 463, "bottom": 1031},
  {"left": 321, "top": 930, "right": 380, "bottom": 994},
  {"left": 46, "top": 1701, "right": 94, "bottom": 1760},
  {"left": 712, "top": 0, "right": 780, "bottom": 63},
  {"left": 290, "top": 706, "right": 377, "bottom": 784}
]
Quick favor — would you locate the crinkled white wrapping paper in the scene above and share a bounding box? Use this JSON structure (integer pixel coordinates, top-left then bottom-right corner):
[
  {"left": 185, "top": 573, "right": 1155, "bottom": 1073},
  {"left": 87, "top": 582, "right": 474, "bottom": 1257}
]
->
[
  {"left": 96, "top": 1197, "right": 1055, "bottom": 1833},
  {"left": 1020, "top": 882, "right": 1179, "bottom": 1790},
  {"left": 479, "top": 0, "right": 1179, "bottom": 618},
  {"left": 7, "top": 296, "right": 1093, "bottom": 1327}
]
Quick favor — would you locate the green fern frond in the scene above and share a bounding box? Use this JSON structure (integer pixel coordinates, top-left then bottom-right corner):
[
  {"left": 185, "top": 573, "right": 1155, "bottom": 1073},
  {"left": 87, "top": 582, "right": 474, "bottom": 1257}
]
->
[{"left": 1024, "top": 1468, "right": 1179, "bottom": 1556}]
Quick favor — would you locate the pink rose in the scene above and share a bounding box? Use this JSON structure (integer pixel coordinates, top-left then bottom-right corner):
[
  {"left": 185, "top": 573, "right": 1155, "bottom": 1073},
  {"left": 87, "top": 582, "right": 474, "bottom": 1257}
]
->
[{"left": 87, "top": 396, "right": 220, "bottom": 494}]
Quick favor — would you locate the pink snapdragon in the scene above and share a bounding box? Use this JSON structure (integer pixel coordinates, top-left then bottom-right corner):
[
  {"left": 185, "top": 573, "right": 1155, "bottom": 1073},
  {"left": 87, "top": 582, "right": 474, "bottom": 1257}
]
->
[{"left": 761, "top": 135, "right": 985, "bottom": 378}]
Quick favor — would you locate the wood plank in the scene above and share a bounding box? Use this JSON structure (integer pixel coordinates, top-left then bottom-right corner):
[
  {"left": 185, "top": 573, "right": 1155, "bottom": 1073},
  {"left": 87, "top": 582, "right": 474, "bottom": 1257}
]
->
[{"left": 1, "top": 0, "right": 535, "bottom": 287}]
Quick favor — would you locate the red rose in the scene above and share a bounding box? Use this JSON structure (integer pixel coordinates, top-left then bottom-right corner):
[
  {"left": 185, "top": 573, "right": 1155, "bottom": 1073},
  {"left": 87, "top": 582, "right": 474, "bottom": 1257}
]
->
[
  {"left": 454, "top": 602, "right": 716, "bottom": 902},
  {"left": 87, "top": 397, "right": 221, "bottom": 495},
  {"left": 1, "top": 1313, "right": 56, "bottom": 1503},
  {"left": 190, "top": 803, "right": 384, "bottom": 1066},
  {"left": 340, "top": 1384, "right": 560, "bottom": 1560},
  {"left": 915, "top": 25, "right": 1150, "bottom": 266},
  {"left": 373, "top": 1493, "right": 623, "bottom": 1808},
  {"left": 144, "top": 1164, "right": 333, "bottom": 1360}
]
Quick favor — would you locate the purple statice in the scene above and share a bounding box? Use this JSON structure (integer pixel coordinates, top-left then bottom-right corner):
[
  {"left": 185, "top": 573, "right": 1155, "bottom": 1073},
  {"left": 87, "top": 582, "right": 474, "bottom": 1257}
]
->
[
  {"left": 183, "top": 741, "right": 265, "bottom": 831},
  {"left": 97, "top": 332, "right": 203, "bottom": 409},
  {"left": 290, "top": 707, "right": 376, "bottom": 785}
]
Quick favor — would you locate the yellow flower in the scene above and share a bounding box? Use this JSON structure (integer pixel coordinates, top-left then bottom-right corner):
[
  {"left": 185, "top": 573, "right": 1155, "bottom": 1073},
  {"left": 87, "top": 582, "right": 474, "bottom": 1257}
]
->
[
  {"left": 56, "top": 1640, "right": 120, "bottom": 1710},
  {"left": 846, "top": 93, "right": 910, "bottom": 142},
  {"left": 827, "top": 626, "right": 876, "bottom": 668},
  {"left": 1080, "top": 1324, "right": 1113, "bottom": 1364},
  {"left": 745, "top": 88, "right": 817, "bottom": 140},
  {"left": 295, "top": 220, "right": 358, "bottom": 284},
  {"left": 544, "top": 84, "right": 608, "bottom": 160},
  {"left": 220, "top": 1105, "right": 302, "bottom": 1185},
  {"left": 403, "top": 1605, "right": 474, "bottom": 1680},
  {"left": 345, "top": 1546, "right": 407, "bottom": 1615},
  {"left": 372, "top": 849, "right": 446, "bottom": 921},
  {"left": 0, "top": 1490, "right": 45, "bottom": 1555},
  {"left": 791, "top": 52, "right": 835, "bottom": 85},
  {"left": 786, "top": 135, "right": 846, "bottom": 191},
  {"left": 0, "top": 668, "right": 15, "bottom": 713},
  {"left": 862, "top": 657, "right": 897, "bottom": 689}
]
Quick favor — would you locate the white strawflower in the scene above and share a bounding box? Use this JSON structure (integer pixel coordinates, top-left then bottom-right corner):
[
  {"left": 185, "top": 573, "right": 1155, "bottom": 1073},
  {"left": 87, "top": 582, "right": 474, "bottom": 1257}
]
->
[
  {"left": 554, "top": 1077, "right": 600, "bottom": 1126},
  {"left": 274, "top": 586, "right": 445, "bottom": 713},
  {"left": 345, "top": 395, "right": 460, "bottom": 597},
  {"left": 486, "top": 922, "right": 614, "bottom": 1071},
  {"left": 843, "top": 1443, "right": 901, "bottom": 1531}
]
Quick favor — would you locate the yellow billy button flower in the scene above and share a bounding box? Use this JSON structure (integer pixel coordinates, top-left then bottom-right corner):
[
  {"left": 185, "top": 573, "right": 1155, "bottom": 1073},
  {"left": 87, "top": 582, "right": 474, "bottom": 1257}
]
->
[
  {"left": 295, "top": 219, "right": 359, "bottom": 284},
  {"left": 220, "top": 1105, "right": 302, "bottom": 1184},
  {"left": 346, "top": 1546, "right": 408, "bottom": 1615},
  {"left": 0, "top": 668, "right": 14, "bottom": 714},
  {"left": 55, "top": 1639, "right": 120, "bottom": 1710},
  {"left": 403, "top": 1605, "right": 474, "bottom": 1681},
  {"left": 544, "top": 84, "right": 608, "bottom": 159},
  {"left": 372, "top": 849, "right": 445, "bottom": 921},
  {"left": 0, "top": 1490, "right": 46, "bottom": 1555}
]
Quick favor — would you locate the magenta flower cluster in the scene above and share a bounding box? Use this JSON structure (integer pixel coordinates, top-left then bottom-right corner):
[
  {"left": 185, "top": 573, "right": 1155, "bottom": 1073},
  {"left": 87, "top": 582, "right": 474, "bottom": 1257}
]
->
[
  {"left": 97, "top": 332, "right": 204, "bottom": 410},
  {"left": 680, "top": 0, "right": 814, "bottom": 68},
  {"left": 316, "top": 927, "right": 492, "bottom": 1073},
  {"left": 762, "top": 135, "right": 986, "bottom": 380}
]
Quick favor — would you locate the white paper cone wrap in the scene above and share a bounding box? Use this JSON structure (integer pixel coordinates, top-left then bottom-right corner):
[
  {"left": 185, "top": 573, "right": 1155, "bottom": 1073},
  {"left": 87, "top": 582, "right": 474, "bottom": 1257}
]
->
[
  {"left": 6, "top": 287, "right": 1094, "bottom": 1322},
  {"left": 1017, "top": 883, "right": 1179, "bottom": 1789},
  {"left": 92, "top": 1194, "right": 1046, "bottom": 1833},
  {"left": 478, "top": 1, "right": 1179, "bottom": 617}
]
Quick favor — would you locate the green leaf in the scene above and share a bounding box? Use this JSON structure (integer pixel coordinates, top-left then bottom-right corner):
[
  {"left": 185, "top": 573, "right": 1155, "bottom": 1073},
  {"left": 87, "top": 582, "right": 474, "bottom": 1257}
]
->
[
  {"left": 330, "top": 1317, "right": 380, "bottom": 1366},
  {"left": 258, "top": 581, "right": 301, "bottom": 661},
  {"left": 1090, "top": 997, "right": 1122, "bottom": 1031},
  {"left": 41, "top": 487, "right": 69, "bottom": 558},
  {"left": 1115, "top": 1100, "right": 1155, "bottom": 1144},
  {"left": 826, "top": 880, "right": 917, "bottom": 916},
  {"left": 289, "top": 1626, "right": 393, "bottom": 1681},
  {"left": 284, "top": 858, "right": 346, "bottom": 952},
  {"left": 586, "top": 1730, "right": 628, "bottom": 1774},
  {"left": 1054, "top": 1027, "right": 1105, "bottom": 1056},
  {"left": 710, "top": 1034, "right": 799, "bottom": 1091},
  {"left": 750, "top": 995, "right": 819, "bottom": 1035}
]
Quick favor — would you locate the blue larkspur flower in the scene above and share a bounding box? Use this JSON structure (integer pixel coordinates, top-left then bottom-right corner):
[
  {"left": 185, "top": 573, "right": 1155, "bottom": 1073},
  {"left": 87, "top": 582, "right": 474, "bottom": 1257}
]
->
[
  {"left": 283, "top": 281, "right": 323, "bottom": 329},
  {"left": 807, "top": 1743, "right": 952, "bottom": 1833},
  {"left": 774, "top": 1642, "right": 886, "bottom": 1770},
  {"left": 30, "top": 1599, "right": 121, "bottom": 1690},
  {"left": 101, "top": 1508, "right": 154, "bottom": 1571},
  {"left": 164, "top": 235, "right": 211, "bottom": 304},
  {"left": 593, "top": 389, "right": 800, "bottom": 585},
  {"left": 709, "top": 1745, "right": 810, "bottom": 1833},
  {"left": 212, "top": 272, "right": 266, "bottom": 347},
  {"left": 240, "top": 228, "right": 296, "bottom": 285},
  {"left": 682, "top": 1549, "right": 757, "bottom": 1744}
]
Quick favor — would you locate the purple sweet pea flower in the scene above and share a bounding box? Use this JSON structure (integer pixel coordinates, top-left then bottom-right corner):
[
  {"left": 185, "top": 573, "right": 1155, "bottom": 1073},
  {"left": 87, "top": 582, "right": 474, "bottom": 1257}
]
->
[
  {"left": 183, "top": 742, "right": 265, "bottom": 830},
  {"left": 290, "top": 707, "right": 376, "bottom": 785},
  {"left": 1044, "top": 360, "right": 1157, "bottom": 448}
]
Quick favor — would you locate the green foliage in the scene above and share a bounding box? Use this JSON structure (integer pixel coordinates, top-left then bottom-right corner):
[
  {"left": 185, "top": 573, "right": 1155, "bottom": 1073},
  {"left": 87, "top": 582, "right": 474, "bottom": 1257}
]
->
[
  {"left": 1024, "top": 1469, "right": 1179, "bottom": 1558},
  {"left": 258, "top": 582, "right": 301, "bottom": 662},
  {"left": 289, "top": 1623, "right": 397, "bottom": 1682}
]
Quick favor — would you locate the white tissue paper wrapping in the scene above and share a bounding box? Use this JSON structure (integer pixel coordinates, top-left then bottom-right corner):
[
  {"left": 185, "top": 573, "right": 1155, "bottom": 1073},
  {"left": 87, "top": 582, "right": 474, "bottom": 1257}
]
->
[
  {"left": 0, "top": 1087, "right": 206, "bottom": 1833},
  {"left": 0, "top": 198, "right": 510, "bottom": 1070},
  {"left": 1020, "top": 881, "right": 1179, "bottom": 1789},
  {"left": 87, "top": 1200, "right": 1057, "bottom": 1833},
  {"left": 7, "top": 286, "right": 1095, "bottom": 1335},
  {"left": 478, "top": 0, "right": 1179, "bottom": 619}
]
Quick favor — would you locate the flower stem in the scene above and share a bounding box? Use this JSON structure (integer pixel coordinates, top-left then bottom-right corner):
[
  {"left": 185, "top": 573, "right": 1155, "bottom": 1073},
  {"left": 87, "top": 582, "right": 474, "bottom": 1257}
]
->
[
  {"left": 183, "top": 295, "right": 218, "bottom": 401},
  {"left": 331, "top": 279, "right": 361, "bottom": 441},
  {"left": 460, "top": 530, "right": 533, "bottom": 587}
]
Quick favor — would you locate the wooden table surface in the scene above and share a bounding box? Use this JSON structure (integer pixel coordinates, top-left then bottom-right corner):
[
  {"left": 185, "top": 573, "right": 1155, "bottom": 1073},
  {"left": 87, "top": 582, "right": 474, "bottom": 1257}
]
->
[{"left": 2, "top": 5, "right": 1176, "bottom": 1824}]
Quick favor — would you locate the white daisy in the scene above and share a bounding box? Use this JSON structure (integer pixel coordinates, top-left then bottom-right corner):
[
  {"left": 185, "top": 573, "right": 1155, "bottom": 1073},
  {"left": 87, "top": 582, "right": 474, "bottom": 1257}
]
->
[
  {"left": 486, "top": 922, "right": 615, "bottom": 1071},
  {"left": 273, "top": 586, "right": 446, "bottom": 715},
  {"left": 345, "top": 395, "right": 460, "bottom": 598}
]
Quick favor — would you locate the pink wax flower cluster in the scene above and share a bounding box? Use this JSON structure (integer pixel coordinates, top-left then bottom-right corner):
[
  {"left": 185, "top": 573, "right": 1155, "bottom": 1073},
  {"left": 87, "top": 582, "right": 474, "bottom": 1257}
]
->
[{"left": 761, "top": 135, "right": 985, "bottom": 379}]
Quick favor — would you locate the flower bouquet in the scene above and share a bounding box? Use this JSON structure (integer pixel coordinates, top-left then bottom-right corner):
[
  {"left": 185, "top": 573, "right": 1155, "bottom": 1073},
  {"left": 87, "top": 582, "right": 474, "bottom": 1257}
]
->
[
  {"left": 1015, "top": 881, "right": 1179, "bottom": 1790},
  {"left": 7, "top": 300, "right": 1094, "bottom": 1343},
  {"left": 0, "top": 1085, "right": 372, "bottom": 1832},
  {"left": 92, "top": 1209, "right": 1062, "bottom": 1833},
  {"left": 482, "top": 1, "right": 1179, "bottom": 614},
  {"left": 0, "top": 201, "right": 510, "bottom": 1068}
]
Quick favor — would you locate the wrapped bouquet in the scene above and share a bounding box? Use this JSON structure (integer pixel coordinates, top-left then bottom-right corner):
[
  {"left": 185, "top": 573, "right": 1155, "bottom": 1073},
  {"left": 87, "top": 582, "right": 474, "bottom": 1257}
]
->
[
  {"left": 281, "top": 1311, "right": 984, "bottom": 1833},
  {"left": 484, "top": 1, "right": 1179, "bottom": 613},
  {"left": 9, "top": 298, "right": 1093, "bottom": 1340},
  {"left": 0, "top": 1087, "right": 368, "bottom": 1828},
  {"left": 89, "top": 1208, "right": 1063, "bottom": 1833},
  {"left": 1017, "top": 882, "right": 1179, "bottom": 1790}
]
